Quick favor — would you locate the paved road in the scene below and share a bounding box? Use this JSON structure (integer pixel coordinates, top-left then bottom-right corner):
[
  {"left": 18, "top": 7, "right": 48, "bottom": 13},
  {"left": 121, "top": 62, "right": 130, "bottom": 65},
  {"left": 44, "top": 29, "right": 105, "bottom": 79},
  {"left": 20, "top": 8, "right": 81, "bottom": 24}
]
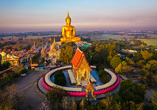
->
[{"left": 13, "top": 69, "right": 49, "bottom": 110}]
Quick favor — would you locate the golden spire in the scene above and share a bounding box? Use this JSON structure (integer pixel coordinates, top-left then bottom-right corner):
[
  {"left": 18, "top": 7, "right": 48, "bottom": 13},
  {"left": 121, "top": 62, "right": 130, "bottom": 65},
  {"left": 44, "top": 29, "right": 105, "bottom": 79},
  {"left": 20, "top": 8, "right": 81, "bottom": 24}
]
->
[
  {"left": 51, "top": 38, "right": 56, "bottom": 52},
  {"left": 65, "top": 11, "right": 71, "bottom": 21},
  {"left": 53, "top": 38, "right": 56, "bottom": 44},
  {"left": 33, "top": 42, "right": 36, "bottom": 50},
  {"left": 41, "top": 45, "right": 45, "bottom": 55}
]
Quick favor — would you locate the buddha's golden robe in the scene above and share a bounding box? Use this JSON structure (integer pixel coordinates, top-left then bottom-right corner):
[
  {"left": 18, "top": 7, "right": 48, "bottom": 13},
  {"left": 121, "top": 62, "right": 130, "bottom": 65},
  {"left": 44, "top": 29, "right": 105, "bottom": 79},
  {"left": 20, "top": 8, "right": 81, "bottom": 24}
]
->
[{"left": 60, "top": 12, "right": 81, "bottom": 43}]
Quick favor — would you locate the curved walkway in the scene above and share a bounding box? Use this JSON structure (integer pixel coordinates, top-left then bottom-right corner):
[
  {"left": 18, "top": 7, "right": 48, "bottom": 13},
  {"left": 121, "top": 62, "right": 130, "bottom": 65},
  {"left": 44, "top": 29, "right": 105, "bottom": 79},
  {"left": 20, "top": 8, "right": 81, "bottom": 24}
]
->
[
  {"left": 39, "top": 65, "right": 120, "bottom": 97},
  {"left": 95, "top": 68, "right": 117, "bottom": 90},
  {"left": 44, "top": 65, "right": 82, "bottom": 91}
]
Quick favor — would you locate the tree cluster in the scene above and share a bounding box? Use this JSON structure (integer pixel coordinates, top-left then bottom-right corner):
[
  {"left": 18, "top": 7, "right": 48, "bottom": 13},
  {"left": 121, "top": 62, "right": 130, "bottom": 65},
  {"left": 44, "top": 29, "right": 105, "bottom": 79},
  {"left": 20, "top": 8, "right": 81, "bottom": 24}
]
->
[
  {"left": 0, "top": 61, "right": 11, "bottom": 71},
  {"left": 98, "top": 70, "right": 110, "bottom": 84},
  {"left": 0, "top": 84, "right": 28, "bottom": 110},
  {"left": 54, "top": 70, "right": 66, "bottom": 86},
  {"left": 32, "top": 54, "right": 39, "bottom": 63},
  {"left": 119, "top": 79, "right": 146, "bottom": 103},
  {"left": 0, "top": 64, "right": 27, "bottom": 87},
  {"left": 134, "top": 50, "right": 157, "bottom": 87},
  {"left": 132, "top": 39, "right": 147, "bottom": 47},
  {"left": 0, "top": 73, "right": 18, "bottom": 87},
  {"left": 83, "top": 41, "right": 117, "bottom": 67},
  {"left": 59, "top": 42, "right": 75, "bottom": 64}
]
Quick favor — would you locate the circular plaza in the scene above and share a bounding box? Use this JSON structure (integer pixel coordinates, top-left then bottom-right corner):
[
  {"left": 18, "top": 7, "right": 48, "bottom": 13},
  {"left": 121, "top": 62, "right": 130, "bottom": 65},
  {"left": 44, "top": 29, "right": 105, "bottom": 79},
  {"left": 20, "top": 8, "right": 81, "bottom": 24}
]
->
[{"left": 38, "top": 65, "right": 120, "bottom": 99}]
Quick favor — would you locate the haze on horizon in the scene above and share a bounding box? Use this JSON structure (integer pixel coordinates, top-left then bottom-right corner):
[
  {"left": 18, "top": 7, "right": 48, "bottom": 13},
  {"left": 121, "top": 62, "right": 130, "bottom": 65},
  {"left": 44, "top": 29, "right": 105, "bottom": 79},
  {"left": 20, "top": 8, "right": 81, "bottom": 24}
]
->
[{"left": 0, "top": 0, "right": 157, "bottom": 32}]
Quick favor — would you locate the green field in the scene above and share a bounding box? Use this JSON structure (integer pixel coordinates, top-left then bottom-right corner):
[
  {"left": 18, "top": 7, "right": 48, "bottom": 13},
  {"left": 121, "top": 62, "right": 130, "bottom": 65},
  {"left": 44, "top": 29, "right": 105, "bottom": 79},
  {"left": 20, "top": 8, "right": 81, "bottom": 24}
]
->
[
  {"left": 138, "top": 39, "right": 157, "bottom": 46},
  {"left": 91, "top": 34, "right": 134, "bottom": 40},
  {"left": 0, "top": 36, "right": 41, "bottom": 39},
  {"left": 26, "top": 36, "right": 41, "bottom": 39},
  {"left": 91, "top": 34, "right": 157, "bottom": 46},
  {"left": 1, "top": 36, "right": 18, "bottom": 38}
]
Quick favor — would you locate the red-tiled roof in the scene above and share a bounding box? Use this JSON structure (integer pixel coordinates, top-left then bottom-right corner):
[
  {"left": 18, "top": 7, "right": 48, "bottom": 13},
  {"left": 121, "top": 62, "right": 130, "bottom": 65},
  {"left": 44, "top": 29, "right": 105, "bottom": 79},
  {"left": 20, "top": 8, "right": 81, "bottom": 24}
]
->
[
  {"left": 47, "top": 48, "right": 50, "bottom": 51},
  {"left": 28, "top": 51, "right": 35, "bottom": 54},
  {"left": 71, "top": 48, "right": 91, "bottom": 70},
  {"left": 24, "top": 53, "right": 28, "bottom": 56}
]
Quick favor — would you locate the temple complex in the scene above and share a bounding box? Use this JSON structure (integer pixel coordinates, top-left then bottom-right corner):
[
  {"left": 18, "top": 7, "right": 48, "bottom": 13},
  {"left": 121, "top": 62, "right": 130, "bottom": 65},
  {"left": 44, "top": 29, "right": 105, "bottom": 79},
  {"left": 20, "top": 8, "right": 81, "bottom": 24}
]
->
[
  {"left": 71, "top": 48, "right": 91, "bottom": 85},
  {"left": 60, "top": 12, "right": 81, "bottom": 43},
  {"left": 28, "top": 42, "right": 40, "bottom": 55},
  {"left": 0, "top": 52, "right": 7, "bottom": 64},
  {"left": 7, "top": 54, "right": 20, "bottom": 66},
  {"left": 48, "top": 39, "right": 60, "bottom": 64},
  {"left": 0, "top": 50, "right": 29, "bottom": 66}
]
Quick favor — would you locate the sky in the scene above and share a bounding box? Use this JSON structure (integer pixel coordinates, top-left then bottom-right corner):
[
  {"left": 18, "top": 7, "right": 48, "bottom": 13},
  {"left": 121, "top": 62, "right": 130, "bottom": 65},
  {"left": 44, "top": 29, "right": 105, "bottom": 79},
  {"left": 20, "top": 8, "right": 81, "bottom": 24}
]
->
[{"left": 0, "top": 0, "right": 157, "bottom": 32}]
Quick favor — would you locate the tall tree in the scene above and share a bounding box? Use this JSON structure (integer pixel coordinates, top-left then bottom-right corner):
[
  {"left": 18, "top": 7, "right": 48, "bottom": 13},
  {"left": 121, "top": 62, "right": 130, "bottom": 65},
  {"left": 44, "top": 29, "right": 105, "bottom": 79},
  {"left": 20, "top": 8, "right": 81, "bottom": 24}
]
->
[
  {"left": 134, "top": 52, "right": 143, "bottom": 62},
  {"left": 115, "top": 63, "right": 123, "bottom": 73},
  {"left": 141, "top": 50, "right": 153, "bottom": 60},
  {"left": 126, "top": 57, "right": 135, "bottom": 65},
  {"left": 110, "top": 56, "right": 122, "bottom": 68},
  {"left": 59, "top": 46, "right": 74, "bottom": 64}
]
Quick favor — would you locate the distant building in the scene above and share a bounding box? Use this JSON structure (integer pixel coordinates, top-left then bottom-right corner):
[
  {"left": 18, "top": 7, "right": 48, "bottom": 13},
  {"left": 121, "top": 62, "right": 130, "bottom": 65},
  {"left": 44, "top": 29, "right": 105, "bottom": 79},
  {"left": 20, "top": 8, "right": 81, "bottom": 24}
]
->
[
  {"left": 0, "top": 50, "right": 29, "bottom": 66},
  {"left": 121, "top": 49, "right": 137, "bottom": 54}
]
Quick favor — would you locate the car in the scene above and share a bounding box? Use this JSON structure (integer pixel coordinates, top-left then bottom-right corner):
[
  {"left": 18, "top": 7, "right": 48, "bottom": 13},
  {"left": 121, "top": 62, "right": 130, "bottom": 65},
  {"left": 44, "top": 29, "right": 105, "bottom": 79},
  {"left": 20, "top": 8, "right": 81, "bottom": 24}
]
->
[
  {"left": 147, "top": 98, "right": 152, "bottom": 103},
  {"left": 56, "top": 63, "right": 60, "bottom": 67},
  {"left": 21, "top": 73, "right": 26, "bottom": 76}
]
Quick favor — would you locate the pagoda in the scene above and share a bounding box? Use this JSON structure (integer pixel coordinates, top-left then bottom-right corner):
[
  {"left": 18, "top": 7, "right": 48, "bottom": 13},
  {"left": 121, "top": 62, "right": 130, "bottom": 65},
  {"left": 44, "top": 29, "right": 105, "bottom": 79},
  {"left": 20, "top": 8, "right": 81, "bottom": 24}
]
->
[
  {"left": 86, "top": 82, "right": 96, "bottom": 100},
  {"left": 48, "top": 39, "right": 57, "bottom": 58},
  {"left": 41, "top": 45, "right": 46, "bottom": 57},
  {"left": 71, "top": 48, "right": 91, "bottom": 85},
  {"left": 33, "top": 42, "right": 36, "bottom": 50}
]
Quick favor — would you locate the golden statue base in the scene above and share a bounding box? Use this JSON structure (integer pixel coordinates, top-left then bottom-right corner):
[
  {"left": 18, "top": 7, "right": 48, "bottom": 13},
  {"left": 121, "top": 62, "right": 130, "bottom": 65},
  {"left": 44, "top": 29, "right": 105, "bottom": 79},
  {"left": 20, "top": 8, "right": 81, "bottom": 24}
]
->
[{"left": 60, "top": 37, "right": 81, "bottom": 43}]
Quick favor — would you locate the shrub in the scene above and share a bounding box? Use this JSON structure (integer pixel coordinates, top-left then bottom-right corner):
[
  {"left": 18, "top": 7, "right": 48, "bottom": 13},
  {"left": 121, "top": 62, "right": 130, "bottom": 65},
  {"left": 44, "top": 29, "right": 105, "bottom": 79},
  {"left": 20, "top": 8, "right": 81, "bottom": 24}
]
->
[
  {"left": 98, "top": 70, "right": 106, "bottom": 78},
  {"left": 96, "top": 64, "right": 104, "bottom": 72},
  {"left": 100, "top": 74, "right": 110, "bottom": 84},
  {"left": 19, "top": 68, "right": 27, "bottom": 74},
  {"left": 54, "top": 70, "right": 66, "bottom": 86},
  {"left": 98, "top": 70, "right": 110, "bottom": 84}
]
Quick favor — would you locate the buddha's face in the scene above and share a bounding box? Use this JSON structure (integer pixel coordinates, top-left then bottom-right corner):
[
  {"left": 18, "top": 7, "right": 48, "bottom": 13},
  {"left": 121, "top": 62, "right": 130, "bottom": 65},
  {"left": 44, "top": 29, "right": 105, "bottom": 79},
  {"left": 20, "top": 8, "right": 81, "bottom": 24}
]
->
[{"left": 66, "top": 19, "right": 71, "bottom": 26}]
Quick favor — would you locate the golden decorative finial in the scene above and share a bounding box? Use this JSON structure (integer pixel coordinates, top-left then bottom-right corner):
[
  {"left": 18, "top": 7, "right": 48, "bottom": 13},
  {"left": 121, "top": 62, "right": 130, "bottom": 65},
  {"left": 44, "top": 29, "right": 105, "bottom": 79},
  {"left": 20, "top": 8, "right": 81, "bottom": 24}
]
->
[
  {"left": 65, "top": 11, "right": 71, "bottom": 21},
  {"left": 30, "top": 58, "right": 32, "bottom": 64}
]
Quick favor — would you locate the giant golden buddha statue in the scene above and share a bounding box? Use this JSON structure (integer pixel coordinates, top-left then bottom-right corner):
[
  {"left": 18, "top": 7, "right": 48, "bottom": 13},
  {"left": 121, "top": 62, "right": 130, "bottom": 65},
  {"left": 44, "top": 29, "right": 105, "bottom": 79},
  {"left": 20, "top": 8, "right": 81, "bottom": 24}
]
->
[{"left": 60, "top": 12, "right": 81, "bottom": 42}]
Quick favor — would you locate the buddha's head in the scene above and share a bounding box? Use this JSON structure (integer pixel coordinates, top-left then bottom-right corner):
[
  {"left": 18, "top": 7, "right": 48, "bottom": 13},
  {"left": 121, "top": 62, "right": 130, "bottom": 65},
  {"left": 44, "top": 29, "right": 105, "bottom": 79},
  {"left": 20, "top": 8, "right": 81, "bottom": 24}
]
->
[{"left": 65, "top": 12, "right": 71, "bottom": 26}]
